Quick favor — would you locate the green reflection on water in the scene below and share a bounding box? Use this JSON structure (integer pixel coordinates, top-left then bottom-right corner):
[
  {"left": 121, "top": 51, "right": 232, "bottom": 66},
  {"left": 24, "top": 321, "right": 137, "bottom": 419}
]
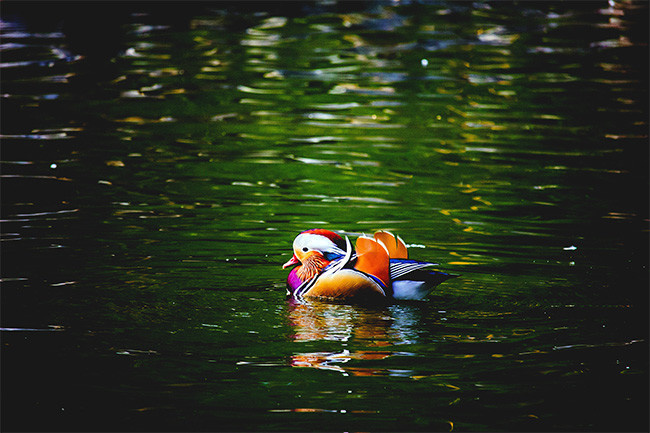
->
[{"left": 1, "top": 1, "right": 648, "bottom": 431}]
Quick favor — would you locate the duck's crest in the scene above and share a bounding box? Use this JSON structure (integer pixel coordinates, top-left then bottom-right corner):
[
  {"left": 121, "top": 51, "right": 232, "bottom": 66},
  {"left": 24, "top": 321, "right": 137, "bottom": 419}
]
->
[{"left": 300, "top": 228, "right": 346, "bottom": 250}]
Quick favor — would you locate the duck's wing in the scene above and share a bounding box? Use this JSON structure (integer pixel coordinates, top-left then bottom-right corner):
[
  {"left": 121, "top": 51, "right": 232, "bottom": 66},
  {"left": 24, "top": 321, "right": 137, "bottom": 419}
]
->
[
  {"left": 390, "top": 259, "right": 457, "bottom": 300},
  {"left": 389, "top": 259, "right": 439, "bottom": 280}
]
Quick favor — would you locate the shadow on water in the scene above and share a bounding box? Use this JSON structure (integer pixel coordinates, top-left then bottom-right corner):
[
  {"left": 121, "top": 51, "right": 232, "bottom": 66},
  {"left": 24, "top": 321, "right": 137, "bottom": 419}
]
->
[{"left": 1, "top": 1, "right": 648, "bottom": 431}]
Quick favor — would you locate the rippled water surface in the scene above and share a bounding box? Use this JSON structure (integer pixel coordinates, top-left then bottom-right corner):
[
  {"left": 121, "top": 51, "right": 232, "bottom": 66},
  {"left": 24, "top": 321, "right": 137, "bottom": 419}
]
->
[{"left": 1, "top": 1, "right": 648, "bottom": 431}]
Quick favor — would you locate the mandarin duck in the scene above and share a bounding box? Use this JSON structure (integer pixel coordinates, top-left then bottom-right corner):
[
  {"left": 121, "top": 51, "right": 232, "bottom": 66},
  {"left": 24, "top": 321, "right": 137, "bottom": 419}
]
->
[{"left": 282, "top": 229, "right": 456, "bottom": 301}]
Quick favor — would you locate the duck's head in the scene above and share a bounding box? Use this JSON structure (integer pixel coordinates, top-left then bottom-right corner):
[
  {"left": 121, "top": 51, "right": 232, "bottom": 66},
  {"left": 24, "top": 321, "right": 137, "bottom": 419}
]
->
[{"left": 282, "top": 229, "right": 348, "bottom": 281}]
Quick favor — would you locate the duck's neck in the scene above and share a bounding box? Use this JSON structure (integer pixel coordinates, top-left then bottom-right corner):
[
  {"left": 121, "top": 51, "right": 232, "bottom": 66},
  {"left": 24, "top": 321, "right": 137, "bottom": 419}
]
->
[
  {"left": 296, "top": 254, "right": 329, "bottom": 281},
  {"left": 286, "top": 255, "right": 330, "bottom": 293}
]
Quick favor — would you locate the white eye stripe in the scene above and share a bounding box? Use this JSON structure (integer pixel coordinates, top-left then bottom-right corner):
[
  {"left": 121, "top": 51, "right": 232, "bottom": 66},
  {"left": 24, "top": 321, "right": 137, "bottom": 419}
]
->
[{"left": 293, "top": 233, "right": 343, "bottom": 254}]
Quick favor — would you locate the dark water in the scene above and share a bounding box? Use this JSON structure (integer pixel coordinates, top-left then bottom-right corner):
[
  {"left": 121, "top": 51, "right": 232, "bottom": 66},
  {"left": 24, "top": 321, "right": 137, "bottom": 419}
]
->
[{"left": 1, "top": 1, "right": 648, "bottom": 431}]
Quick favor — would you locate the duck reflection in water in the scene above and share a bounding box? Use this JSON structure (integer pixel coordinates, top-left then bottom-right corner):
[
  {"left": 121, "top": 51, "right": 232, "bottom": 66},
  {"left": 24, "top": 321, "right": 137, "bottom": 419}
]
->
[{"left": 287, "top": 299, "right": 423, "bottom": 377}]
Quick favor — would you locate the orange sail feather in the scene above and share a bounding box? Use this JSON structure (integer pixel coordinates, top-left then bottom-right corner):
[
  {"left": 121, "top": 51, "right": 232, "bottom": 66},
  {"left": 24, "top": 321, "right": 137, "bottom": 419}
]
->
[
  {"left": 354, "top": 236, "right": 390, "bottom": 288},
  {"left": 373, "top": 230, "right": 408, "bottom": 259}
]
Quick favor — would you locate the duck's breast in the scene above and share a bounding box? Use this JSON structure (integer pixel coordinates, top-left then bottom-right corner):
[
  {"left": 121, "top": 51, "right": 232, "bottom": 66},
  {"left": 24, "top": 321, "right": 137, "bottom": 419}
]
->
[{"left": 286, "top": 267, "right": 303, "bottom": 292}]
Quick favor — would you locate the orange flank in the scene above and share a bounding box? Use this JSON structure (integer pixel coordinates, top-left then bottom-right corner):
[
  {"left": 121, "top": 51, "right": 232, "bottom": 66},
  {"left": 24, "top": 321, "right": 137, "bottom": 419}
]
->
[
  {"left": 303, "top": 269, "right": 386, "bottom": 299},
  {"left": 373, "top": 230, "right": 408, "bottom": 259},
  {"left": 354, "top": 236, "right": 390, "bottom": 288}
]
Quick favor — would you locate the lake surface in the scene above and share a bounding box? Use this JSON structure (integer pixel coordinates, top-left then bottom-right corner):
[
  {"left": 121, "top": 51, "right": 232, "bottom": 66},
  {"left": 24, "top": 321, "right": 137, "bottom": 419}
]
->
[{"left": 1, "top": 1, "right": 648, "bottom": 431}]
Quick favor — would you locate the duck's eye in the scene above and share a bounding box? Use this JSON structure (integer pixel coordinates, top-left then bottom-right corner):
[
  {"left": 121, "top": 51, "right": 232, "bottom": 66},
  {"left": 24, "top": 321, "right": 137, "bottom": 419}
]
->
[{"left": 302, "top": 247, "right": 309, "bottom": 252}]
